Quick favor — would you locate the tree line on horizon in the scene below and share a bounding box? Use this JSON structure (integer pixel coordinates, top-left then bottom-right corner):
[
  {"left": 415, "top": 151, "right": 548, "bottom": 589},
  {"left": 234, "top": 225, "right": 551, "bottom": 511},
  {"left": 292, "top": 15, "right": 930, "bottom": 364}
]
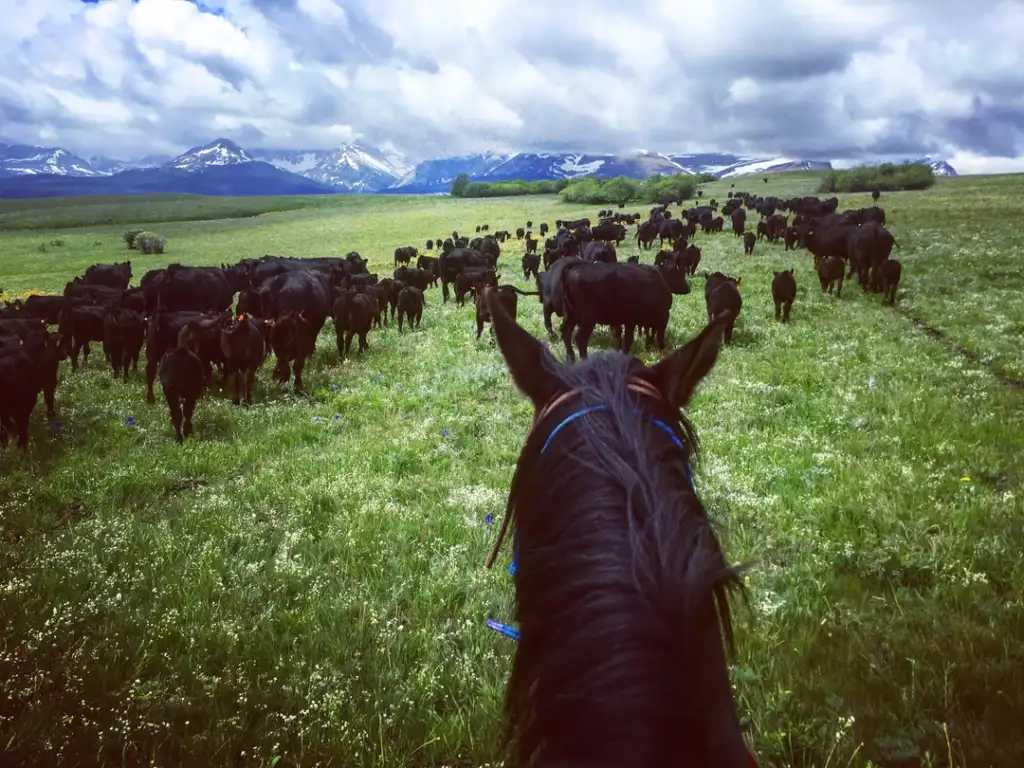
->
[{"left": 448, "top": 163, "right": 936, "bottom": 204}]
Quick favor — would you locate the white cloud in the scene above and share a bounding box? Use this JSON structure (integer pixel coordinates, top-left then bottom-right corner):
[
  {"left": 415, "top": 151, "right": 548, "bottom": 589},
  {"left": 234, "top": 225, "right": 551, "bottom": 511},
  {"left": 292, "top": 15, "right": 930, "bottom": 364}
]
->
[{"left": 0, "top": 0, "right": 1020, "bottom": 172}]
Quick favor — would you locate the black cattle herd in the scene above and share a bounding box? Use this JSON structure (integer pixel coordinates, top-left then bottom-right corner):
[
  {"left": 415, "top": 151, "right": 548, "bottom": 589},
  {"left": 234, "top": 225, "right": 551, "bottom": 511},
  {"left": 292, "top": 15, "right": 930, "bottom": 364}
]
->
[{"left": 0, "top": 189, "right": 902, "bottom": 448}]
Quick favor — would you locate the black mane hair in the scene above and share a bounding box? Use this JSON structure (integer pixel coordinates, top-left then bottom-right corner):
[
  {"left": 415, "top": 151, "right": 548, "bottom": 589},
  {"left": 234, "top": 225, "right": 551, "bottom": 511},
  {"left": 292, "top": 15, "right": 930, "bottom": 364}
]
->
[{"left": 493, "top": 342, "right": 749, "bottom": 768}]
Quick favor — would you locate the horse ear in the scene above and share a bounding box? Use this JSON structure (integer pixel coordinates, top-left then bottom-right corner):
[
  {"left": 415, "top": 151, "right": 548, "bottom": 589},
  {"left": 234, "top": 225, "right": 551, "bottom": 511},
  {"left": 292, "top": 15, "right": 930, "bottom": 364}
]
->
[
  {"left": 646, "top": 311, "right": 731, "bottom": 409},
  {"left": 486, "top": 289, "right": 560, "bottom": 409}
]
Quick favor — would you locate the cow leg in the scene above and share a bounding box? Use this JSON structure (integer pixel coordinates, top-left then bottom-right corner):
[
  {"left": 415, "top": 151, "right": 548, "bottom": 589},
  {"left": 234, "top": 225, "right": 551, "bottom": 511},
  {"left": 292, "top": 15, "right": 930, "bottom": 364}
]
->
[
  {"left": 476, "top": 314, "right": 485, "bottom": 340},
  {"left": 358, "top": 332, "right": 369, "bottom": 353},
  {"left": 245, "top": 367, "right": 257, "bottom": 405},
  {"left": 293, "top": 356, "right": 306, "bottom": 393},
  {"left": 783, "top": 301, "right": 792, "bottom": 323},
  {"left": 230, "top": 371, "right": 241, "bottom": 405},
  {"left": 69, "top": 340, "right": 81, "bottom": 371},
  {"left": 622, "top": 325, "right": 636, "bottom": 356},
  {"left": 182, "top": 396, "right": 196, "bottom": 439},
  {"left": 165, "top": 392, "right": 184, "bottom": 443},
  {"left": 543, "top": 305, "right": 555, "bottom": 338},
  {"left": 146, "top": 360, "right": 158, "bottom": 403},
  {"left": 836, "top": 274, "right": 844, "bottom": 298},
  {"left": 397, "top": 310, "right": 405, "bottom": 334},
  {"left": 560, "top": 318, "right": 577, "bottom": 363},
  {"left": 344, "top": 330, "right": 354, "bottom": 355},
  {"left": 14, "top": 408, "right": 32, "bottom": 449},
  {"left": 336, "top": 328, "right": 346, "bottom": 359},
  {"left": 610, "top": 325, "right": 623, "bottom": 350},
  {"left": 576, "top": 321, "right": 595, "bottom": 359},
  {"left": 775, "top": 300, "right": 782, "bottom": 320},
  {"left": 82, "top": 342, "right": 91, "bottom": 366}
]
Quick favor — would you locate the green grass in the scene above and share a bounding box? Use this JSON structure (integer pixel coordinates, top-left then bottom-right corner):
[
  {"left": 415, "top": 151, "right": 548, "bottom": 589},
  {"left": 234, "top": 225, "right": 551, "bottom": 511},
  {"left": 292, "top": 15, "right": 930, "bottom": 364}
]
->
[{"left": 1, "top": 173, "right": 1023, "bottom": 767}]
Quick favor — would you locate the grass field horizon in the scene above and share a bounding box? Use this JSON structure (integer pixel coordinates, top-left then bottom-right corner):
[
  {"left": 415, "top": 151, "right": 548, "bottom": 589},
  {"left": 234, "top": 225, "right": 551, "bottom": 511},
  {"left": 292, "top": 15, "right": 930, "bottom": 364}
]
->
[{"left": 2, "top": 171, "right": 1023, "bottom": 767}]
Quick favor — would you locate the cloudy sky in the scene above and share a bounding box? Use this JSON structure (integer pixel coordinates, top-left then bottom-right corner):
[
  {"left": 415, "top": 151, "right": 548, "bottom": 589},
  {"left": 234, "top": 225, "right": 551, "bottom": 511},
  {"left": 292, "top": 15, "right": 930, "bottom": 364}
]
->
[{"left": 2, "top": 0, "right": 1023, "bottom": 172}]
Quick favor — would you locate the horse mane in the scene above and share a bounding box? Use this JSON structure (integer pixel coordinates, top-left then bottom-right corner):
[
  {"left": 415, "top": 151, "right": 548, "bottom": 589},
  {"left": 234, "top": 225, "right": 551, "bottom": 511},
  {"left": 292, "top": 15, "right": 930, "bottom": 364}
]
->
[{"left": 499, "top": 349, "right": 744, "bottom": 767}]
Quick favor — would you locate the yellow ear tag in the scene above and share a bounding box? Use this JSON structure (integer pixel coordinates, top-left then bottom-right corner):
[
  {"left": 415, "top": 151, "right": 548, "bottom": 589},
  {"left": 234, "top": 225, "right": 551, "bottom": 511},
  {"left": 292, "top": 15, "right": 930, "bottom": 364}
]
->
[{"left": 237, "top": 314, "right": 244, "bottom": 321}]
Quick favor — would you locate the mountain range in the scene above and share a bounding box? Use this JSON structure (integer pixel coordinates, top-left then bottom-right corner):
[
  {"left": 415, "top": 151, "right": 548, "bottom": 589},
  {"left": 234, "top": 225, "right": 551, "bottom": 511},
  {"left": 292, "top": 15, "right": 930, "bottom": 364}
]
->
[{"left": 0, "top": 138, "right": 959, "bottom": 199}]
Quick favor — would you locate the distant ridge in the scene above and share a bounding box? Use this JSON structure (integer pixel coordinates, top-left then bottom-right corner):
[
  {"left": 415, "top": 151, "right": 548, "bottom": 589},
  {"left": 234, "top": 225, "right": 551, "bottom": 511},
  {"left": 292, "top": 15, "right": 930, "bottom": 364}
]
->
[{"left": 0, "top": 137, "right": 959, "bottom": 198}]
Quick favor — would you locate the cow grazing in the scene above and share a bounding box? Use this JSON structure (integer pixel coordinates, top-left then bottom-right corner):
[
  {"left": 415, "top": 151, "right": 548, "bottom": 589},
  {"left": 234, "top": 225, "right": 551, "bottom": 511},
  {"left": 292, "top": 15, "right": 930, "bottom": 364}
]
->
[
  {"left": 220, "top": 313, "right": 266, "bottom": 405},
  {"left": 396, "top": 287, "right": 424, "bottom": 333},
  {"left": 704, "top": 273, "right": 742, "bottom": 344},
  {"left": 743, "top": 232, "right": 756, "bottom": 255},
  {"left": 817, "top": 256, "right": 845, "bottom": 297},
  {"left": 158, "top": 324, "right": 205, "bottom": 443},
  {"left": 879, "top": 259, "right": 902, "bottom": 305},
  {"left": 771, "top": 270, "right": 796, "bottom": 323}
]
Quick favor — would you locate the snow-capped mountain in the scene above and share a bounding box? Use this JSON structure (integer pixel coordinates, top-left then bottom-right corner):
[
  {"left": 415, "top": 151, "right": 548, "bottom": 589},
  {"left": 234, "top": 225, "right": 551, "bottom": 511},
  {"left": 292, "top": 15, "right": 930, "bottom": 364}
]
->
[
  {"left": 715, "top": 157, "right": 834, "bottom": 179},
  {"left": 250, "top": 142, "right": 412, "bottom": 191},
  {"left": 0, "top": 143, "right": 107, "bottom": 178},
  {"left": 0, "top": 136, "right": 960, "bottom": 197},
  {"left": 164, "top": 138, "right": 254, "bottom": 172},
  {"left": 87, "top": 154, "right": 171, "bottom": 175},
  {"left": 248, "top": 148, "right": 335, "bottom": 175},
  {"left": 304, "top": 142, "right": 404, "bottom": 192}
]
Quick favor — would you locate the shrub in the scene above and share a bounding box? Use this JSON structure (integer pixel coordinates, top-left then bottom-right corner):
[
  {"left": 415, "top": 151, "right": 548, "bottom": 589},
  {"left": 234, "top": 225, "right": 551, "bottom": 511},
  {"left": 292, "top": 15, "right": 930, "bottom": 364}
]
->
[
  {"left": 124, "top": 229, "right": 143, "bottom": 249},
  {"left": 135, "top": 232, "right": 167, "bottom": 254},
  {"left": 818, "top": 163, "right": 936, "bottom": 194},
  {"left": 49, "top": 238, "right": 64, "bottom": 247}
]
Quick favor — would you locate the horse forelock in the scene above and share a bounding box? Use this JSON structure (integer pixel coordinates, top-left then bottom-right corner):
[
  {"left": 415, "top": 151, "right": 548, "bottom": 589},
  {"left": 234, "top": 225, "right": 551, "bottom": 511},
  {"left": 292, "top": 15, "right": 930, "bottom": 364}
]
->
[{"left": 501, "top": 350, "right": 743, "bottom": 767}]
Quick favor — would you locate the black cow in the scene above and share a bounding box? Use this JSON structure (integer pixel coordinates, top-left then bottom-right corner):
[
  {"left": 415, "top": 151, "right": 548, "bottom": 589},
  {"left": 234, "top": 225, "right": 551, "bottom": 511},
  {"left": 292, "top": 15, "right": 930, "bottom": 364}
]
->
[
  {"left": 81, "top": 261, "right": 132, "bottom": 290},
  {"left": 475, "top": 285, "right": 518, "bottom": 340},
  {"left": 455, "top": 267, "right": 499, "bottom": 307},
  {"left": 743, "top": 232, "right": 756, "bottom": 255},
  {"left": 438, "top": 248, "right": 487, "bottom": 303},
  {"left": 817, "top": 256, "right": 845, "bottom": 297},
  {"left": 57, "top": 304, "right": 106, "bottom": 370},
  {"left": 582, "top": 241, "right": 616, "bottom": 263},
  {"left": 145, "top": 311, "right": 220, "bottom": 403},
  {"left": 847, "top": 222, "right": 899, "bottom": 290},
  {"left": 879, "top": 259, "right": 902, "bottom": 305},
  {"left": 343, "top": 293, "right": 375, "bottom": 355},
  {"left": 592, "top": 222, "right": 627, "bottom": 244},
  {"left": 559, "top": 261, "right": 673, "bottom": 360},
  {"left": 394, "top": 266, "right": 433, "bottom": 292},
  {"left": 0, "top": 331, "right": 63, "bottom": 448},
  {"left": 158, "top": 323, "right": 205, "bottom": 443},
  {"left": 394, "top": 246, "right": 417, "bottom": 267},
  {"left": 268, "top": 311, "right": 317, "bottom": 393},
  {"left": 103, "top": 308, "right": 145, "bottom": 380},
  {"left": 704, "top": 273, "right": 742, "bottom": 344},
  {"left": 158, "top": 264, "right": 247, "bottom": 313},
  {"left": 522, "top": 253, "right": 540, "bottom": 280},
  {"left": 772, "top": 270, "right": 796, "bottom": 322},
  {"left": 220, "top": 313, "right": 266, "bottom": 405},
  {"left": 396, "top": 287, "right": 424, "bottom": 333},
  {"left": 730, "top": 208, "right": 746, "bottom": 237},
  {"left": 635, "top": 221, "right": 659, "bottom": 250}
]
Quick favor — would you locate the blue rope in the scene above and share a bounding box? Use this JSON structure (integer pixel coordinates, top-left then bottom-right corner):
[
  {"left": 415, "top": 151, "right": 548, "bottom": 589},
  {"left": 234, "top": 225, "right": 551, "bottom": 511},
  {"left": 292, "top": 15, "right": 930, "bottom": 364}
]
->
[{"left": 486, "top": 405, "right": 690, "bottom": 642}]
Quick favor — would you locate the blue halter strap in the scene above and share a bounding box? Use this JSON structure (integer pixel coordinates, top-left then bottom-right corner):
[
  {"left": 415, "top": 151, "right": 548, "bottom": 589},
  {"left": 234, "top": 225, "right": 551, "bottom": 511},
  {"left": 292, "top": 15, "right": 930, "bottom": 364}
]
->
[{"left": 486, "top": 378, "right": 691, "bottom": 641}]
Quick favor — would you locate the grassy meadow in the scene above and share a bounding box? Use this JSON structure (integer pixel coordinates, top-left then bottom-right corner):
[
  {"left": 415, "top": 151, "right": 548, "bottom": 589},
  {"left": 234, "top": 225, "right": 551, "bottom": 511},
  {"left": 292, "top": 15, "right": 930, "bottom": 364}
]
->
[{"left": 1, "top": 172, "right": 1023, "bottom": 767}]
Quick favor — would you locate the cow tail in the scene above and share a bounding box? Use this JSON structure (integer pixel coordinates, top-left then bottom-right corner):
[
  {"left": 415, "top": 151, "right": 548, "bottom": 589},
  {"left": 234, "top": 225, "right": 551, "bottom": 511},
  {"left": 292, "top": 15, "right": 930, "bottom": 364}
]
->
[{"left": 892, "top": 237, "right": 902, "bottom": 250}]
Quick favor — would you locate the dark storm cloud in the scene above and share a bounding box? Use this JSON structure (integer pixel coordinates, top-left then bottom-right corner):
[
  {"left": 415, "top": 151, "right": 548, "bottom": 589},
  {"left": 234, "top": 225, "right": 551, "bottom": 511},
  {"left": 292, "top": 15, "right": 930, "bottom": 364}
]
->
[
  {"left": 0, "top": 0, "right": 1021, "bottom": 171},
  {"left": 946, "top": 103, "right": 1024, "bottom": 158}
]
